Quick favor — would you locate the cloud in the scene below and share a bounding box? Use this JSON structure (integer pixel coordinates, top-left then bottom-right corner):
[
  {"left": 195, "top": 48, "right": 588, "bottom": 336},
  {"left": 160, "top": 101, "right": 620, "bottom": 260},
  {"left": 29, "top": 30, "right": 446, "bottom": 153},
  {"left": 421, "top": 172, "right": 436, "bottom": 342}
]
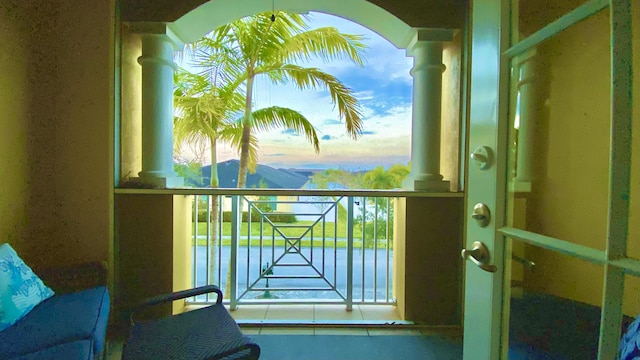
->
[
  {"left": 193, "top": 12, "right": 414, "bottom": 170},
  {"left": 281, "top": 129, "right": 300, "bottom": 136}
]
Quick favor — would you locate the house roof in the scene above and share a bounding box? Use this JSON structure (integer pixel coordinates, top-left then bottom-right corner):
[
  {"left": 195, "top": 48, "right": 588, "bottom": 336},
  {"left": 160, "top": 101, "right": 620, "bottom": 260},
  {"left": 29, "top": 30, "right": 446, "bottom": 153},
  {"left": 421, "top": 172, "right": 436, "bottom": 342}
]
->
[{"left": 201, "top": 160, "right": 310, "bottom": 189}]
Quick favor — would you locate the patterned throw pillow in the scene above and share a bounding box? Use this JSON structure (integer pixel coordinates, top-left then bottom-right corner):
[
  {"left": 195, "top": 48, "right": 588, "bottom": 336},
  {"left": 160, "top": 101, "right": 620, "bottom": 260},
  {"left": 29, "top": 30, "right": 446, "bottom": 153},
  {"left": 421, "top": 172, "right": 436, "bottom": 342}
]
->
[
  {"left": 619, "top": 315, "right": 640, "bottom": 360},
  {"left": 0, "top": 243, "right": 55, "bottom": 331}
]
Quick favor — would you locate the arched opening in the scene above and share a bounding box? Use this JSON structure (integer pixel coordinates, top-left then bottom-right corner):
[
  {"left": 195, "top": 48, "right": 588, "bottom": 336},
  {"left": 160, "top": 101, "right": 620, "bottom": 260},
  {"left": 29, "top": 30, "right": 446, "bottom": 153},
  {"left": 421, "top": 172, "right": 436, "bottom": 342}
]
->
[
  {"left": 170, "top": 0, "right": 414, "bottom": 48},
  {"left": 120, "top": 0, "right": 462, "bottom": 191},
  {"left": 116, "top": 0, "right": 465, "bottom": 329}
]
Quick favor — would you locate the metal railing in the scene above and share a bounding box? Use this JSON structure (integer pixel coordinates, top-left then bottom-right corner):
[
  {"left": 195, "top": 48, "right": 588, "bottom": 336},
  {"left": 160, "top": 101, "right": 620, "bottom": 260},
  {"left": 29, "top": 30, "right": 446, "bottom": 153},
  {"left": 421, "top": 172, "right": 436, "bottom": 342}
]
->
[{"left": 190, "top": 194, "right": 395, "bottom": 309}]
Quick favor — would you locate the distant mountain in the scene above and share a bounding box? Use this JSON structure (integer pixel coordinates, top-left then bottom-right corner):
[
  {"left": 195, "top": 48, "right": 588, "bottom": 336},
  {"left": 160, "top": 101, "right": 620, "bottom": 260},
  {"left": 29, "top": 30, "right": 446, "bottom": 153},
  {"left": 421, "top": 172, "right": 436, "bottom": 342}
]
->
[{"left": 200, "top": 160, "right": 312, "bottom": 189}]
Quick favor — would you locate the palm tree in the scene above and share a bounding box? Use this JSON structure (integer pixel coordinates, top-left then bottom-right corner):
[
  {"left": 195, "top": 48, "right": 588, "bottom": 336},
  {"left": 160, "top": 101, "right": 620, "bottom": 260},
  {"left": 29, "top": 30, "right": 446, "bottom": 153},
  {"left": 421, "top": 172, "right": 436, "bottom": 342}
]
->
[
  {"left": 200, "top": 11, "right": 367, "bottom": 188},
  {"left": 174, "top": 66, "right": 244, "bottom": 286},
  {"left": 174, "top": 65, "right": 321, "bottom": 287},
  {"left": 361, "top": 164, "right": 410, "bottom": 189},
  {"left": 178, "top": 11, "right": 366, "bottom": 297}
]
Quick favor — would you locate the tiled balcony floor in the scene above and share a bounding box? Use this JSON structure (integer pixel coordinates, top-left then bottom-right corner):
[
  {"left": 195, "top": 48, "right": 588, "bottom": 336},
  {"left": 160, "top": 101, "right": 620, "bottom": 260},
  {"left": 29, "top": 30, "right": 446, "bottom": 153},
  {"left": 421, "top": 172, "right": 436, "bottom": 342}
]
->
[
  {"left": 223, "top": 304, "right": 404, "bottom": 325},
  {"left": 106, "top": 304, "right": 462, "bottom": 359}
]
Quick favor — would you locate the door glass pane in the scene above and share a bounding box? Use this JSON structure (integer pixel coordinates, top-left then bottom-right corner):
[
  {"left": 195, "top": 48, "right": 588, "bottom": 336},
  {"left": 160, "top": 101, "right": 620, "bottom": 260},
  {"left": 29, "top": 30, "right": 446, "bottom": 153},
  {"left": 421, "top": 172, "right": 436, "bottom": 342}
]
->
[
  {"left": 626, "top": 0, "right": 640, "bottom": 260},
  {"left": 506, "top": 241, "right": 604, "bottom": 358},
  {"left": 505, "top": 8, "right": 610, "bottom": 250},
  {"left": 513, "top": 0, "right": 598, "bottom": 40}
]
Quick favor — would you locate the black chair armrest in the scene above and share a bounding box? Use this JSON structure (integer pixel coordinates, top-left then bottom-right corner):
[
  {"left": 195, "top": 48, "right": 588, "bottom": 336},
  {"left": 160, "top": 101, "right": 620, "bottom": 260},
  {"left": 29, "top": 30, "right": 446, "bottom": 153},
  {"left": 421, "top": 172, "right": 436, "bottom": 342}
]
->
[{"left": 129, "top": 285, "right": 223, "bottom": 323}]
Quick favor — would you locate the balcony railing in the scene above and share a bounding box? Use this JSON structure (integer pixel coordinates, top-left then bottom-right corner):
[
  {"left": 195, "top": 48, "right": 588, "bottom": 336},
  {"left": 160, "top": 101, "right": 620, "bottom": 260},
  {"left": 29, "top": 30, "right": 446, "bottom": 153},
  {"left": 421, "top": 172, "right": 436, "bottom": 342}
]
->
[{"left": 189, "top": 194, "right": 396, "bottom": 309}]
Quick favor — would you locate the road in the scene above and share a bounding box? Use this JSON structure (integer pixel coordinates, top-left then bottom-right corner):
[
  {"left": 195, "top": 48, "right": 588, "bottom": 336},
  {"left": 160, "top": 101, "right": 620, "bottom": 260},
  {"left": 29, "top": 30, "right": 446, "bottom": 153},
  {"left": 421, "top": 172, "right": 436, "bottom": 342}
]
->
[{"left": 192, "top": 245, "right": 394, "bottom": 301}]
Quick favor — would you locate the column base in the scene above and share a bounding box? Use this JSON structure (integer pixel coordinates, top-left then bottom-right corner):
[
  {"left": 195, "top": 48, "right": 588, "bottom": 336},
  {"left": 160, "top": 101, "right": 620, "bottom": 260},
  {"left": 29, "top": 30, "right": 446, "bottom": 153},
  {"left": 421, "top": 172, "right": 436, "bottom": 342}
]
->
[
  {"left": 403, "top": 177, "right": 451, "bottom": 192},
  {"left": 131, "top": 174, "right": 184, "bottom": 188}
]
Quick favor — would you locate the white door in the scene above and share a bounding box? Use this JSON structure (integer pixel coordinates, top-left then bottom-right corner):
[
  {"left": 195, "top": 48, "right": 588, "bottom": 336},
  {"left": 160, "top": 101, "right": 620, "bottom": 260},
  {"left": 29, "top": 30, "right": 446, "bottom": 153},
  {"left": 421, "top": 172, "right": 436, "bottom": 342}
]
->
[
  {"left": 463, "top": 0, "right": 637, "bottom": 359},
  {"left": 462, "top": 0, "right": 509, "bottom": 358}
]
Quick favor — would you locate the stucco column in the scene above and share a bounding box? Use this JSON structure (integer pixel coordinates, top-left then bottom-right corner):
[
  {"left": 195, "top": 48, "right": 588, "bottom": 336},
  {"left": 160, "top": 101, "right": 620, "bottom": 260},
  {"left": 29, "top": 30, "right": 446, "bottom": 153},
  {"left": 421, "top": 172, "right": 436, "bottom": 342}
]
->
[
  {"left": 512, "top": 49, "right": 537, "bottom": 192},
  {"left": 135, "top": 29, "right": 183, "bottom": 188},
  {"left": 403, "top": 29, "right": 453, "bottom": 192}
]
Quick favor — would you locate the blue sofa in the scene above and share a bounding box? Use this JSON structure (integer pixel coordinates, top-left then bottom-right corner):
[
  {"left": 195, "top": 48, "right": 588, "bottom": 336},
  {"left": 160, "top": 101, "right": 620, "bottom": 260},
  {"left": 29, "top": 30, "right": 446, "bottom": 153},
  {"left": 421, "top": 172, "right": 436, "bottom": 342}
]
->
[
  {"left": 508, "top": 292, "right": 635, "bottom": 359},
  {"left": 0, "top": 263, "right": 110, "bottom": 360}
]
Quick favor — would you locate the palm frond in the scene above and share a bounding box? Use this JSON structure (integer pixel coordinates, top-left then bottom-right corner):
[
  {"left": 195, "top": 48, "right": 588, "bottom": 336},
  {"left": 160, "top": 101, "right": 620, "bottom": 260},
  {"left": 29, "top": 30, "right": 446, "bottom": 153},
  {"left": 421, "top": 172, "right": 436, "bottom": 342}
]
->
[
  {"left": 274, "top": 64, "right": 363, "bottom": 139},
  {"left": 249, "top": 106, "right": 320, "bottom": 153},
  {"left": 277, "top": 27, "right": 367, "bottom": 66}
]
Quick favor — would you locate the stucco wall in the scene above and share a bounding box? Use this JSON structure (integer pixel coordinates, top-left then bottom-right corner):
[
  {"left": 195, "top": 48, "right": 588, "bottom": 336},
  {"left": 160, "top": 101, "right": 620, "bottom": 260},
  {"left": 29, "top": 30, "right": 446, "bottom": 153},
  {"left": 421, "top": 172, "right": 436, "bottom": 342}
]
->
[
  {"left": 121, "top": 0, "right": 467, "bottom": 29},
  {"left": 120, "top": 26, "right": 143, "bottom": 181},
  {"left": 0, "top": 0, "right": 114, "bottom": 269},
  {"left": 52, "top": 0, "right": 114, "bottom": 266},
  {"left": 441, "top": 31, "right": 463, "bottom": 191},
  {"left": 0, "top": 3, "right": 32, "bottom": 250}
]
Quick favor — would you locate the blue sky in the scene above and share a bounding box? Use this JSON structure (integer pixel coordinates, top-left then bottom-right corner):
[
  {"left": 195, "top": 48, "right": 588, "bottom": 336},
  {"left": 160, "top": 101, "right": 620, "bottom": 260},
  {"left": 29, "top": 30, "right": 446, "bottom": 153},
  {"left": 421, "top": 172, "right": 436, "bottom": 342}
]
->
[{"left": 185, "top": 12, "right": 413, "bottom": 171}]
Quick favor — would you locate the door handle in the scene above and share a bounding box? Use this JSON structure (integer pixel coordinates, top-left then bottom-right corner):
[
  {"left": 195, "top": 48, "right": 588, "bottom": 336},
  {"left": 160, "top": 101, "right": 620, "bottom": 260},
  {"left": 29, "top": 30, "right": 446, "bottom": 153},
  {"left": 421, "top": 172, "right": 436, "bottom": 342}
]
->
[
  {"left": 512, "top": 254, "right": 535, "bottom": 268},
  {"left": 461, "top": 241, "right": 497, "bottom": 273}
]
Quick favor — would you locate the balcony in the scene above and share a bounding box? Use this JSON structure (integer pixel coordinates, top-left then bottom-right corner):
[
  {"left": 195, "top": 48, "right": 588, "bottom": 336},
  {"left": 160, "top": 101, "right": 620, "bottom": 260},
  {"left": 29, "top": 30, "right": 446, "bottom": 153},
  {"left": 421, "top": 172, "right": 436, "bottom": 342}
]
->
[
  {"left": 115, "top": 189, "right": 463, "bottom": 326},
  {"left": 190, "top": 195, "right": 396, "bottom": 310}
]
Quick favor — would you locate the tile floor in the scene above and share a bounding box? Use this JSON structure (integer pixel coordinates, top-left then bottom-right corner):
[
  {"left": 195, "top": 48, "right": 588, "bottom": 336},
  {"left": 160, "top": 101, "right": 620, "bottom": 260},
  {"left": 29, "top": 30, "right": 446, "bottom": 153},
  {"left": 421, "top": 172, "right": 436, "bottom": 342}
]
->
[
  {"left": 224, "top": 304, "right": 404, "bottom": 324},
  {"left": 105, "top": 304, "right": 461, "bottom": 359}
]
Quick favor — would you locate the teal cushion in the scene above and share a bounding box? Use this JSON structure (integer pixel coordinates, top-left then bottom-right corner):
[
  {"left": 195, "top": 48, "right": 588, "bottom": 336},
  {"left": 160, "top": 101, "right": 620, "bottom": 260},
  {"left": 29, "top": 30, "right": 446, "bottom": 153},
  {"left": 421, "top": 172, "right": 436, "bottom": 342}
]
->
[{"left": 0, "top": 243, "right": 54, "bottom": 331}]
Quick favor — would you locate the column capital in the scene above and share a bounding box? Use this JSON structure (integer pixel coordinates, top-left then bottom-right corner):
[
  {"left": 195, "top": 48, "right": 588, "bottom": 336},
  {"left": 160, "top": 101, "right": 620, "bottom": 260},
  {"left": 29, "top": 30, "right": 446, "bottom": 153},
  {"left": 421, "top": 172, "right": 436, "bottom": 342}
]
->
[
  {"left": 405, "top": 28, "right": 455, "bottom": 55},
  {"left": 137, "top": 35, "right": 179, "bottom": 70},
  {"left": 127, "top": 22, "right": 185, "bottom": 50}
]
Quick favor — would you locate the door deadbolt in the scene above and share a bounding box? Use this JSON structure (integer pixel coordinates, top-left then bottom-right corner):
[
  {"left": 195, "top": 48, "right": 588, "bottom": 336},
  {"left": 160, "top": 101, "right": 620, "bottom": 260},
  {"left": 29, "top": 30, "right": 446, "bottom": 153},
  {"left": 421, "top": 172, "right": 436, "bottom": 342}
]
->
[
  {"left": 471, "top": 203, "right": 491, "bottom": 227},
  {"left": 470, "top": 146, "right": 493, "bottom": 170}
]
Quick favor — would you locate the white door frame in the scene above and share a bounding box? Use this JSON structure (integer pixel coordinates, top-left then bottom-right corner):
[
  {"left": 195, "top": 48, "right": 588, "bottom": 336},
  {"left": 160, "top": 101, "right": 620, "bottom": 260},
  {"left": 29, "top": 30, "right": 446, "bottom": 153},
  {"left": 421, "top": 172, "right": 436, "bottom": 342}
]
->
[
  {"left": 463, "top": 0, "right": 634, "bottom": 359},
  {"left": 462, "top": 0, "right": 511, "bottom": 358}
]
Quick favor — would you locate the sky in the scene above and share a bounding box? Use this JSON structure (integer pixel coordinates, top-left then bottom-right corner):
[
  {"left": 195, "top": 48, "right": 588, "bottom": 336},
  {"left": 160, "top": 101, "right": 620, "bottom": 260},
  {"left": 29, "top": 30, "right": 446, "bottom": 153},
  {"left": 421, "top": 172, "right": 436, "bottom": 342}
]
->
[{"left": 178, "top": 12, "right": 414, "bottom": 171}]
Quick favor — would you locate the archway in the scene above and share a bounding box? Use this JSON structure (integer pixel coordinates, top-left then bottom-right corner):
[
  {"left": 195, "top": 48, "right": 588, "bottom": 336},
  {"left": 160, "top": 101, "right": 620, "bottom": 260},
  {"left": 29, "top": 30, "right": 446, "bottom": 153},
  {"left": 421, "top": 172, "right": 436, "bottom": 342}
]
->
[
  {"left": 169, "top": 0, "right": 413, "bottom": 49},
  {"left": 117, "top": 0, "right": 465, "bottom": 326},
  {"left": 125, "top": 0, "right": 458, "bottom": 191}
]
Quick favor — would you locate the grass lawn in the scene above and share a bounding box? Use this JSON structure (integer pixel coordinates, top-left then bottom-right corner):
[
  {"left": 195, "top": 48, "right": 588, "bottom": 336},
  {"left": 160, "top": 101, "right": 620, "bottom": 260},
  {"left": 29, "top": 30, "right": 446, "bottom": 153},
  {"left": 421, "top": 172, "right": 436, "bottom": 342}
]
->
[{"left": 192, "top": 221, "right": 393, "bottom": 249}]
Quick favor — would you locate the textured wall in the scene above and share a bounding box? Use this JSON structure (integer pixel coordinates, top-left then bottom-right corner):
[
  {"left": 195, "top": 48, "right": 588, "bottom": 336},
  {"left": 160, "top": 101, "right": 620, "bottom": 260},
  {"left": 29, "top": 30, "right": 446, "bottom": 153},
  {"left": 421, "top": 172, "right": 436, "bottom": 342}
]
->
[
  {"left": 0, "top": 0, "right": 114, "bottom": 269},
  {"left": 0, "top": 2, "right": 32, "bottom": 250},
  {"left": 120, "top": 0, "right": 467, "bottom": 29}
]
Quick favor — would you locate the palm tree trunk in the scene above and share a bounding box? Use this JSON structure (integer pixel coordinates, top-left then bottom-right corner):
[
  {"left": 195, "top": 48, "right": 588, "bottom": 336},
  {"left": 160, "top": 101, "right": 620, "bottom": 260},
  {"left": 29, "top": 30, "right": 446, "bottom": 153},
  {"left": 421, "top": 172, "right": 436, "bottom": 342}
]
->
[
  {"left": 208, "top": 137, "right": 220, "bottom": 286},
  {"left": 229, "top": 76, "right": 254, "bottom": 296},
  {"left": 237, "top": 74, "right": 255, "bottom": 189}
]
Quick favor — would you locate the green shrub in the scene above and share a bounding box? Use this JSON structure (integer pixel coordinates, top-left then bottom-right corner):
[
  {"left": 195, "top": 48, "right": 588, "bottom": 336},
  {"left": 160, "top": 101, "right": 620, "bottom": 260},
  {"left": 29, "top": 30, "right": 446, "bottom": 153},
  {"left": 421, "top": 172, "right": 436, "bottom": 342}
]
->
[
  {"left": 266, "top": 213, "right": 297, "bottom": 223},
  {"left": 219, "top": 211, "right": 297, "bottom": 223}
]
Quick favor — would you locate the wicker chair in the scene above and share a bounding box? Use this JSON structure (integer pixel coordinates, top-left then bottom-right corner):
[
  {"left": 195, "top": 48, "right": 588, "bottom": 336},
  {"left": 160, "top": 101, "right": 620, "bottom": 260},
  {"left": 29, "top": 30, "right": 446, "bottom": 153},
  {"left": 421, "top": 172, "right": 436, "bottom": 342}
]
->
[{"left": 122, "top": 285, "right": 260, "bottom": 360}]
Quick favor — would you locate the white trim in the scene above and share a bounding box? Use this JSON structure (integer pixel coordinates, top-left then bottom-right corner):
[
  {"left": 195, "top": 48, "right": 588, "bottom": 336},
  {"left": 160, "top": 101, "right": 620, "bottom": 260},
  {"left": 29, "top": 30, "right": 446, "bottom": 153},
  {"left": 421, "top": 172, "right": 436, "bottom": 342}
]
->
[
  {"left": 598, "top": 0, "right": 634, "bottom": 356},
  {"left": 498, "top": 227, "right": 607, "bottom": 264},
  {"left": 166, "top": 0, "right": 414, "bottom": 49},
  {"left": 114, "top": 188, "right": 465, "bottom": 198},
  {"left": 611, "top": 258, "right": 640, "bottom": 277},
  {"left": 504, "top": 0, "right": 609, "bottom": 59}
]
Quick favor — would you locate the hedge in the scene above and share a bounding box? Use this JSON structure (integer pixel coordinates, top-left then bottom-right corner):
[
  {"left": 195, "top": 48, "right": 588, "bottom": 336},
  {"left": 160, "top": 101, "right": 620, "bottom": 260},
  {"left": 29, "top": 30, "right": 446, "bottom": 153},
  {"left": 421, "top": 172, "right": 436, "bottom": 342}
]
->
[{"left": 197, "top": 211, "right": 296, "bottom": 223}]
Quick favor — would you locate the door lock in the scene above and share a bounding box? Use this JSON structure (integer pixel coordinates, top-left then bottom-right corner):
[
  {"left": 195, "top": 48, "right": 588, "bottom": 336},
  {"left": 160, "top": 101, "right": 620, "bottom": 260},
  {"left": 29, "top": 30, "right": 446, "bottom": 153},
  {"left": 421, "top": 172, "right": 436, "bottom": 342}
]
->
[
  {"left": 470, "top": 146, "right": 493, "bottom": 170},
  {"left": 471, "top": 203, "right": 491, "bottom": 227},
  {"left": 461, "top": 241, "right": 497, "bottom": 273}
]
